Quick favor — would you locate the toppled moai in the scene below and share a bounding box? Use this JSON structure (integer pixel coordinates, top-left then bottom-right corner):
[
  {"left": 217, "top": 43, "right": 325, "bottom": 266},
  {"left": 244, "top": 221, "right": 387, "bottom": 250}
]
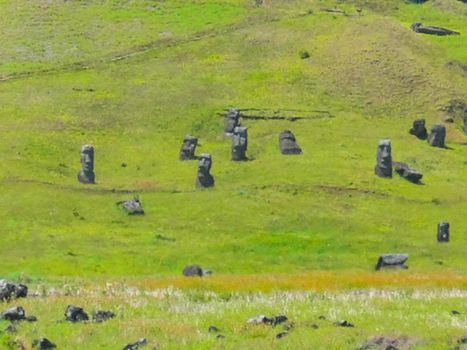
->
[
  {"left": 393, "top": 162, "right": 423, "bottom": 184},
  {"left": 65, "top": 305, "right": 89, "bottom": 323},
  {"left": 118, "top": 197, "right": 145, "bottom": 215},
  {"left": 195, "top": 153, "right": 214, "bottom": 188},
  {"left": 437, "top": 222, "right": 450, "bottom": 242},
  {"left": 183, "top": 265, "right": 212, "bottom": 277},
  {"left": 428, "top": 124, "right": 446, "bottom": 148},
  {"left": 123, "top": 338, "right": 148, "bottom": 350},
  {"left": 179, "top": 135, "right": 198, "bottom": 161},
  {"left": 375, "top": 139, "right": 392, "bottom": 178},
  {"left": 411, "top": 22, "right": 460, "bottom": 36},
  {"left": 409, "top": 119, "right": 428, "bottom": 140},
  {"left": 77, "top": 144, "right": 95, "bottom": 184},
  {"left": 224, "top": 108, "right": 241, "bottom": 135},
  {"left": 0, "top": 280, "right": 28, "bottom": 301},
  {"left": 232, "top": 126, "right": 248, "bottom": 161},
  {"left": 279, "top": 130, "right": 302, "bottom": 155},
  {"left": 375, "top": 254, "right": 409, "bottom": 270}
]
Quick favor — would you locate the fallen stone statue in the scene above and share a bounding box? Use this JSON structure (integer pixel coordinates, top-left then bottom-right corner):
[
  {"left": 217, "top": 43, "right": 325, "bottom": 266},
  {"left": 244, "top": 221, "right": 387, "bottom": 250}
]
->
[
  {"left": 393, "top": 162, "right": 423, "bottom": 183},
  {"left": 183, "top": 265, "right": 212, "bottom": 277},
  {"left": 411, "top": 22, "right": 460, "bottom": 36},
  {"left": 0, "top": 280, "right": 28, "bottom": 301},
  {"left": 117, "top": 197, "right": 145, "bottom": 215},
  {"left": 65, "top": 305, "right": 89, "bottom": 323},
  {"left": 375, "top": 254, "right": 409, "bottom": 270}
]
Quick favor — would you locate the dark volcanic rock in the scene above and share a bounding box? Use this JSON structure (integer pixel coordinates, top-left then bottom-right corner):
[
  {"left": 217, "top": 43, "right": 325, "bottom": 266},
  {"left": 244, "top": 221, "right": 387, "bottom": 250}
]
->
[
  {"left": 195, "top": 153, "right": 214, "bottom": 189},
  {"left": 93, "top": 310, "right": 116, "bottom": 323},
  {"left": 437, "top": 222, "right": 450, "bottom": 242},
  {"left": 224, "top": 108, "right": 241, "bottom": 134},
  {"left": 359, "top": 335, "right": 416, "bottom": 350},
  {"left": 247, "top": 314, "right": 289, "bottom": 326},
  {"left": 179, "top": 135, "right": 198, "bottom": 161},
  {"left": 2, "top": 306, "right": 26, "bottom": 321},
  {"left": 122, "top": 338, "right": 148, "bottom": 350},
  {"left": 335, "top": 320, "right": 354, "bottom": 327},
  {"left": 409, "top": 119, "right": 427, "bottom": 140},
  {"left": 375, "top": 254, "right": 409, "bottom": 271},
  {"left": 375, "top": 139, "right": 392, "bottom": 178},
  {"left": 393, "top": 162, "right": 423, "bottom": 183},
  {"left": 65, "top": 305, "right": 89, "bottom": 322},
  {"left": 77, "top": 144, "right": 95, "bottom": 184},
  {"left": 411, "top": 22, "right": 460, "bottom": 36},
  {"left": 0, "top": 280, "right": 28, "bottom": 301},
  {"left": 428, "top": 124, "right": 446, "bottom": 148},
  {"left": 279, "top": 130, "right": 302, "bottom": 155},
  {"left": 276, "top": 332, "right": 289, "bottom": 339},
  {"left": 119, "top": 198, "right": 145, "bottom": 215},
  {"left": 183, "top": 265, "right": 203, "bottom": 277},
  {"left": 208, "top": 325, "right": 220, "bottom": 333},
  {"left": 32, "top": 338, "right": 56, "bottom": 349}
]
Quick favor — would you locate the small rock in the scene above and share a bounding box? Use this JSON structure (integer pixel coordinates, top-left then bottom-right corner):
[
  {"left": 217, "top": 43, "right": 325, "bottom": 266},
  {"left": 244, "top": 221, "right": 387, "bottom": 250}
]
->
[
  {"left": 2, "top": 306, "right": 26, "bottom": 321},
  {"left": 65, "top": 305, "right": 89, "bottom": 322},
  {"left": 271, "top": 315, "right": 288, "bottom": 326},
  {"left": 459, "top": 335, "right": 467, "bottom": 344},
  {"left": 122, "top": 338, "right": 148, "bottom": 350},
  {"left": 32, "top": 338, "right": 56, "bottom": 349},
  {"left": 0, "top": 280, "right": 28, "bottom": 301},
  {"left": 93, "top": 310, "right": 115, "bottom": 323},
  {"left": 118, "top": 198, "right": 145, "bottom": 215},
  {"left": 318, "top": 315, "right": 326, "bottom": 320},
  {"left": 443, "top": 116, "right": 455, "bottom": 123},
  {"left": 183, "top": 265, "right": 203, "bottom": 277},
  {"left": 452, "top": 310, "right": 461, "bottom": 315},
  {"left": 335, "top": 320, "right": 354, "bottom": 327},
  {"left": 5, "top": 324, "right": 17, "bottom": 333},
  {"left": 208, "top": 325, "right": 219, "bottom": 333},
  {"left": 26, "top": 315, "right": 38, "bottom": 322},
  {"left": 276, "top": 332, "right": 289, "bottom": 339},
  {"left": 216, "top": 334, "right": 225, "bottom": 340},
  {"left": 299, "top": 50, "right": 310, "bottom": 59},
  {"left": 247, "top": 315, "right": 270, "bottom": 325},
  {"left": 310, "top": 323, "right": 319, "bottom": 329}
]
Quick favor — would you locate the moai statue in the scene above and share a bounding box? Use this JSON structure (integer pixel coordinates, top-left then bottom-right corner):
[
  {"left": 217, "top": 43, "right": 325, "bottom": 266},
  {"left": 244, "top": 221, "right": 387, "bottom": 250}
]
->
[
  {"left": 196, "top": 153, "right": 214, "bottom": 188},
  {"left": 279, "top": 130, "right": 302, "bottom": 155},
  {"left": 179, "top": 135, "right": 198, "bottom": 161},
  {"left": 224, "top": 108, "right": 241, "bottom": 135},
  {"left": 77, "top": 145, "right": 95, "bottom": 184},
  {"left": 232, "top": 126, "right": 248, "bottom": 161},
  {"left": 375, "top": 139, "right": 392, "bottom": 178},
  {"left": 437, "top": 222, "right": 450, "bottom": 242},
  {"left": 427, "top": 124, "right": 446, "bottom": 148},
  {"left": 375, "top": 254, "right": 409, "bottom": 271},
  {"left": 393, "top": 162, "right": 423, "bottom": 184},
  {"left": 409, "top": 119, "right": 428, "bottom": 140},
  {"left": 118, "top": 197, "right": 145, "bottom": 215},
  {"left": 463, "top": 106, "right": 467, "bottom": 134}
]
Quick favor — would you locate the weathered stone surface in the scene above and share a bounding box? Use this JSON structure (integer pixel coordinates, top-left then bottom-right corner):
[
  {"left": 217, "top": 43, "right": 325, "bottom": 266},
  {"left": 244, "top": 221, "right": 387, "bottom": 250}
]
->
[
  {"left": 122, "top": 338, "right": 148, "bottom": 350},
  {"left": 428, "top": 124, "right": 446, "bottom": 148},
  {"left": 279, "top": 130, "right": 302, "bottom": 155},
  {"left": 32, "top": 338, "right": 56, "bottom": 350},
  {"left": 77, "top": 144, "right": 95, "bottom": 184},
  {"left": 409, "top": 119, "right": 428, "bottom": 140},
  {"left": 224, "top": 108, "right": 241, "bottom": 134},
  {"left": 2, "top": 306, "right": 26, "bottom": 321},
  {"left": 119, "top": 198, "right": 145, "bottom": 215},
  {"left": 65, "top": 305, "right": 89, "bottom": 322},
  {"left": 0, "top": 280, "right": 28, "bottom": 301},
  {"left": 93, "top": 310, "right": 116, "bottom": 323},
  {"left": 393, "top": 162, "right": 423, "bottom": 183},
  {"left": 411, "top": 22, "right": 460, "bottom": 36},
  {"left": 232, "top": 126, "right": 248, "bottom": 161},
  {"left": 437, "top": 222, "right": 450, "bottom": 242},
  {"left": 375, "top": 139, "right": 392, "bottom": 178},
  {"left": 195, "top": 153, "right": 214, "bottom": 188},
  {"left": 183, "top": 265, "right": 203, "bottom": 277},
  {"left": 375, "top": 254, "right": 409, "bottom": 270},
  {"left": 179, "top": 135, "right": 198, "bottom": 161}
]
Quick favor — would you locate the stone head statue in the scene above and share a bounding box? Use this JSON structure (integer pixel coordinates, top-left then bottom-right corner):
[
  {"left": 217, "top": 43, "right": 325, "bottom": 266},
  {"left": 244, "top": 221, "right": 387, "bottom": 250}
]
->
[
  {"left": 196, "top": 153, "right": 214, "bottom": 188},
  {"left": 427, "top": 124, "right": 446, "bottom": 148},
  {"left": 279, "top": 130, "right": 302, "bottom": 155},
  {"left": 437, "top": 222, "right": 450, "bottom": 242},
  {"left": 179, "top": 135, "right": 198, "bottom": 160},
  {"left": 409, "top": 119, "right": 427, "bottom": 140},
  {"left": 224, "top": 108, "right": 241, "bottom": 134},
  {"left": 232, "top": 126, "right": 248, "bottom": 161},
  {"left": 78, "top": 144, "right": 95, "bottom": 184},
  {"left": 375, "top": 139, "right": 392, "bottom": 178}
]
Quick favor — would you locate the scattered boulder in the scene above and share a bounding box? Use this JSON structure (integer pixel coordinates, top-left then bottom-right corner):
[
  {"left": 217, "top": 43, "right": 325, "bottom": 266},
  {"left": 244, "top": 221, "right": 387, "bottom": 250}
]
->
[
  {"left": 93, "top": 310, "right": 115, "bottom": 323},
  {"left": 276, "top": 332, "right": 289, "bottom": 339},
  {"left": 122, "top": 338, "right": 148, "bottom": 350},
  {"left": 452, "top": 310, "right": 461, "bottom": 315},
  {"left": 224, "top": 108, "right": 241, "bottom": 135},
  {"left": 183, "top": 265, "right": 203, "bottom": 277},
  {"left": 195, "top": 153, "right": 214, "bottom": 189},
  {"left": 77, "top": 144, "right": 95, "bottom": 184},
  {"left": 0, "top": 280, "right": 28, "bottom": 301},
  {"left": 393, "top": 162, "right": 423, "bottom": 183},
  {"left": 279, "top": 130, "right": 302, "bottom": 155},
  {"left": 179, "top": 135, "right": 198, "bottom": 161},
  {"left": 437, "top": 222, "right": 450, "bottom": 242},
  {"left": 2, "top": 306, "right": 26, "bottom": 321},
  {"left": 299, "top": 50, "right": 310, "bottom": 59},
  {"left": 428, "top": 124, "right": 446, "bottom": 148},
  {"left": 458, "top": 335, "right": 467, "bottom": 344},
  {"left": 65, "top": 305, "right": 89, "bottom": 322},
  {"left": 247, "top": 315, "right": 288, "bottom": 326},
  {"left": 26, "top": 315, "right": 38, "bottom": 322},
  {"left": 375, "top": 254, "right": 409, "bottom": 271},
  {"left": 335, "top": 320, "right": 354, "bottom": 327},
  {"left": 443, "top": 116, "right": 455, "bottom": 123},
  {"left": 409, "top": 119, "right": 427, "bottom": 140},
  {"left": 118, "top": 198, "right": 145, "bottom": 215},
  {"left": 208, "top": 325, "right": 220, "bottom": 333},
  {"left": 5, "top": 324, "right": 17, "bottom": 333},
  {"left": 411, "top": 22, "right": 460, "bottom": 36},
  {"left": 375, "top": 139, "right": 392, "bottom": 178},
  {"left": 32, "top": 338, "right": 56, "bottom": 350},
  {"left": 232, "top": 126, "right": 248, "bottom": 161}
]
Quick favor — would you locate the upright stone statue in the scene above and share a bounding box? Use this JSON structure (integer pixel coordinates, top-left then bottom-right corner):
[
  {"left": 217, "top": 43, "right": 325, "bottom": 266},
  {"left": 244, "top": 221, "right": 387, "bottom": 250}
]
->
[
  {"left": 232, "top": 126, "right": 248, "bottom": 161},
  {"left": 375, "top": 139, "right": 392, "bottom": 178},
  {"left": 196, "top": 153, "right": 214, "bottom": 188},
  {"left": 409, "top": 119, "right": 428, "bottom": 140},
  {"left": 179, "top": 135, "right": 198, "bottom": 160},
  {"left": 279, "top": 130, "right": 302, "bottom": 154},
  {"left": 437, "top": 222, "right": 450, "bottom": 242},
  {"left": 78, "top": 145, "right": 95, "bottom": 184},
  {"left": 427, "top": 124, "right": 446, "bottom": 148},
  {"left": 224, "top": 108, "right": 241, "bottom": 135}
]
